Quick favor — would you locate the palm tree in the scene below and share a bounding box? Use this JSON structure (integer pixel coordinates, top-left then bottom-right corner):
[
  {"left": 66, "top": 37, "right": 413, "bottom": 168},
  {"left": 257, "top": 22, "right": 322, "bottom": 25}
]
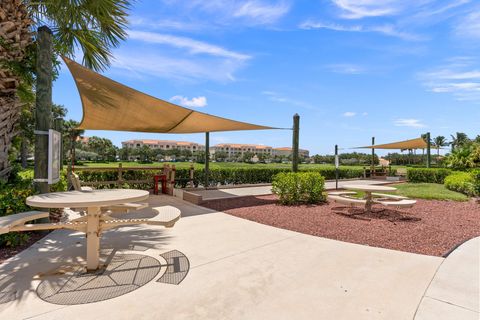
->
[
  {"left": 63, "top": 119, "right": 84, "bottom": 167},
  {"left": 450, "top": 132, "right": 469, "bottom": 152},
  {"left": 433, "top": 135, "right": 447, "bottom": 160},
  {"left": 0, "top": 0, "right": 131, "bottom": 179}
]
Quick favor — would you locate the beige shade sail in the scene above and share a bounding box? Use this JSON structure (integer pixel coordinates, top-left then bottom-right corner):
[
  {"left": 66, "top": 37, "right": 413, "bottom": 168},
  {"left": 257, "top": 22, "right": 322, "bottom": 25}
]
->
[
  {"left": 63, "top": 57, "right": 275, "bottom": 133},
  {"left": 359, "top": 137, "right": 429, "bottom": 150}
]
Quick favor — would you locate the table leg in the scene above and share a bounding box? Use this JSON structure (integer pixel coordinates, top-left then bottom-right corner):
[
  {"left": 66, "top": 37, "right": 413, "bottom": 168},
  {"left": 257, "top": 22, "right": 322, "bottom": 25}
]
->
[
  {"left": 86, "top": 206, "right": 101, "bottom": 271},
  {"left": 365, "top": 191, "right": 373, "bottom": 213}
]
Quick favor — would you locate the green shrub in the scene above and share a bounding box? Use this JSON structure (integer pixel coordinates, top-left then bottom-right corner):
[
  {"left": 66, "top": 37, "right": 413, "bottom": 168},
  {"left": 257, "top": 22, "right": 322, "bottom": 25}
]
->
[
  {"left": 407, "top": 168, "right": 452, "bottom": 183},
  {"left": 444, "top": 172, "right": 476, "bottom": 196},
  {"left": 272, "top": 172, "right": 326, "bottom": 205},
  {"left": 472, "top": 169, "right": 480, "bottom": 196}
]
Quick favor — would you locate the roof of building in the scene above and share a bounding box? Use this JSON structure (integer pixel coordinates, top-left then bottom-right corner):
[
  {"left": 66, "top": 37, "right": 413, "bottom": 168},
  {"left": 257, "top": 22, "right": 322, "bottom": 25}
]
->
[
  {"left": 215, "top": 143, "right": 272, "bottom": 149},
  {"left": 122, "top": 139, "right": 201, "bottom": 145}
]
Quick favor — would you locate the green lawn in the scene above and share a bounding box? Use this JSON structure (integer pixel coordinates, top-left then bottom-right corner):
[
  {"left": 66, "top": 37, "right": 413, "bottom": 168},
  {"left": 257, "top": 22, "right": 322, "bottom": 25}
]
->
[
  {"left": 390, "top": 183, "right": 469, "bottom": 201},
  {"left": 351, "top": 183, "right": 468, "bottom": 201}
]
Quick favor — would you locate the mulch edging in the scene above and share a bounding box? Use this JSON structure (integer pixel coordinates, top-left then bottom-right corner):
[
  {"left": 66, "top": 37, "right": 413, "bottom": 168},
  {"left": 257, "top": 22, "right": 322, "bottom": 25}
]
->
[
  {"left": 0, "top": 232, "right": 47, "bottom": 264},
  {"left": 203, "top": 195, "right": 480, "bottom": 257}
]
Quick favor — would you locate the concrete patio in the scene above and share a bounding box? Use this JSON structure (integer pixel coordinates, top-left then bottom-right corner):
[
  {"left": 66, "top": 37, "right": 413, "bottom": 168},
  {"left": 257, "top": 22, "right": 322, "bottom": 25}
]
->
[{"left": 0, "top": 195, "right": 477, "bottom": 320}]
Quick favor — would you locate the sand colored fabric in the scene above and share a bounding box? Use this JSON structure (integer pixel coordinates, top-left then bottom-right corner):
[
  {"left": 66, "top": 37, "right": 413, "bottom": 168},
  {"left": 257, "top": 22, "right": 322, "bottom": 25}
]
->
[
  {"left": 360, "top": 137, "right": 428, "bottom": 150},
  {"left": 63, "top": 57, "right": 273, "bottom": 133}
]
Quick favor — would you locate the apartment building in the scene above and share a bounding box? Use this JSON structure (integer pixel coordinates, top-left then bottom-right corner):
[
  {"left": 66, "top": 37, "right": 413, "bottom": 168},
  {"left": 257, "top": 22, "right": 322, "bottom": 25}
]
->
[
  {"left": 121, "top": 140, "right": 205, "bottom": 152},
  {"left": 211, "top": 143, "right": 273, "bottom": 158},
  {"left": 273, "top": 147, "right": 310, "bottom": 158}
]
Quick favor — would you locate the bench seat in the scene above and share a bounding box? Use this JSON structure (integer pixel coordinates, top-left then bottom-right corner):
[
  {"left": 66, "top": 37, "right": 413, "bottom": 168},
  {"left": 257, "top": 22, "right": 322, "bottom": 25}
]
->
[
  {"left": 101, "top": 205, "right": 181, "bottom": 231},
  {"left": 101, "top": 202, "right": 149, "bottom": 214},
  {"left": 328, "top": 191, "right": 357, "bottom": 196},
  {"left": 328, "top": 195, "right": 366, "bottom": 206},
  {"left": 373, "top": 199, "right": 417, "bottom": 208},
  {"left": 372, "top": 193, "right": 408, "bottom": 200},
  {"left": 0, "top": 211, "right": 49, "bottom": 235}
]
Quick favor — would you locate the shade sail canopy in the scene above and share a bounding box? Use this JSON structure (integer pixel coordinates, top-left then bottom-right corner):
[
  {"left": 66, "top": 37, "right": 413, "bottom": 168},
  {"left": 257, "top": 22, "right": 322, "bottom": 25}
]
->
[
  {"left": 359, "top": 137, "right": 428, "bottom": 150},
  {"left": 63, "top": 57, "right": 275, "bottom": 133}
]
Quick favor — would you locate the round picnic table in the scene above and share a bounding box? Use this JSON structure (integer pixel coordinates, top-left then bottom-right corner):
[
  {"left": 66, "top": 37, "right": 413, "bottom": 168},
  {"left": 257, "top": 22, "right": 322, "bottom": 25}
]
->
[
  {"left": 342, "top": 184, "right": 397, "bottom": 213},
  {"left": 27, "top": 189, "right": 149, "bottom": 271}
]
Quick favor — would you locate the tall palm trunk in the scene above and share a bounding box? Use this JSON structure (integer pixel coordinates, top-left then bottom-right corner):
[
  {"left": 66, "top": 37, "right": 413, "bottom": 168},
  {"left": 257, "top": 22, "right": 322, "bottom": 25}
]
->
[{"left": 0, "top": 0, "right": 32, "bottom": 180}]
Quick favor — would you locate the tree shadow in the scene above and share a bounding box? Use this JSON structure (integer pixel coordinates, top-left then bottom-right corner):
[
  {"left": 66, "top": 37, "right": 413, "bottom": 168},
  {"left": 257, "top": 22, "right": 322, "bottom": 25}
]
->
[
  {"left": 332, "top": 206, "right": 422, "bottom": 222},
  {"left": 202, "top": 195, "right": 278, "bottom": 212}
]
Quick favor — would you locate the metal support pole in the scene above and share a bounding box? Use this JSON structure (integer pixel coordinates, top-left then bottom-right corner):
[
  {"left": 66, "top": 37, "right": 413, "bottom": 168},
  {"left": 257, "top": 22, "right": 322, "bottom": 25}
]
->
[
  {"left": 205, "top": 132, "right": 210, "bottom": 188},
  {"left": 54, "top": 118, "right": 63, "bottom": 170},
  {"left": 86, "top": 206, "right": 101, "bottom": 271},
  {"left": 292, "top": 114, "right": 300, "bottom": 172},
  {"left": 426, "top": 132, "right": 431, "bottom": 168},
  {"left": 335, "top": 144, "right": 339, "bottom": 190},
  {"left": 34, "top": 26, "right": 53, "bottom": 194},
  {"left": 371, "top": 136, "right": 375, "bottom": 177}
]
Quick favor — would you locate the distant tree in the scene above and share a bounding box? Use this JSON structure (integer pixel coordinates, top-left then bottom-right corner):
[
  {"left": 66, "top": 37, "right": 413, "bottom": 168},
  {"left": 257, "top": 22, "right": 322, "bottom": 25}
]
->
[
  {"left": 433, "top": 136, "right": 447, "bottom": 159},
  {"left": 195, "top": 151, "right": 206, "bottom": 164},
  {"left": 63, "top": 120, "right": 84, "bottom": 165},
  {"left": 242, "top": 151, "right": 254, "bottom": 163},
  {"left": 137, "top": 145, "right": 153, "bottom": 163},
  {"left": 450, "top": 132, "right": 469, "bottom": 151},
  {"left": 86, "top": 136, "right": 115, "bottom": 161},
  {"left": 214, "top": 151, "right": 228, "bottom": 162}
]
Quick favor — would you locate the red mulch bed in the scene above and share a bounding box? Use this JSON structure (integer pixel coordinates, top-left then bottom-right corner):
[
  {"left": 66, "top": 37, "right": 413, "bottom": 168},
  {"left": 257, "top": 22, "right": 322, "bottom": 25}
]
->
[
  {"left": 0, "top": 232, "right": 47, "bottom": 264},
  {"left": 203, "top": 195, "right": 480, "bottom": 256}
]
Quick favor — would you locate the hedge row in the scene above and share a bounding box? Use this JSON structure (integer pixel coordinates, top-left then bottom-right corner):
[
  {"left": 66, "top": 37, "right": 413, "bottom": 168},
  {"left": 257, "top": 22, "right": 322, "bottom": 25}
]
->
[
  {"left": 406, "top": 168, "right": 452, "bottom": 184},
  {"left": 77, "top": 167, "right": 365, "bottom": 189},
  {"left": 272, "top": 172, "right": 326, "bottom": 205},
  {"left": 444, "top": 170, "right": 480, "bottom": 196}
]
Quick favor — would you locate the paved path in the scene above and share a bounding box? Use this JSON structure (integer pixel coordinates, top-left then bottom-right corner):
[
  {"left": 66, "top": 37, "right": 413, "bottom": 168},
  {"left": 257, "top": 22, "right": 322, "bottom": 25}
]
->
[
  {"left": 0, "top": 194, "right": 473, "bottom": 320},
  {"left": 196, "top": 179, "right": 390, "bottom": 201},
  {"left": 415, "top": 237, "right": 479, "bottom": 320}
]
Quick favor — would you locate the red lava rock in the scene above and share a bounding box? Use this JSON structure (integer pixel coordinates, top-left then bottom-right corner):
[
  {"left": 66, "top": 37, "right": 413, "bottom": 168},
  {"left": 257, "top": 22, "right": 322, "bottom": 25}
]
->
[{"left": 203, "top": 195, "right": 480, "bottom": 257}]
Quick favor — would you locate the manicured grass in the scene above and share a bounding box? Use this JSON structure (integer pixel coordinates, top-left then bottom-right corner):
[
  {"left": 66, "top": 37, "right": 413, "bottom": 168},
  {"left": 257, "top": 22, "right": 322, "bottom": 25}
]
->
[
  {"left": 391, "top": 183, "right": 469, "bottom": 201},
  {"left": 351, "top": 183, "right": 469, "bottom": 201}
]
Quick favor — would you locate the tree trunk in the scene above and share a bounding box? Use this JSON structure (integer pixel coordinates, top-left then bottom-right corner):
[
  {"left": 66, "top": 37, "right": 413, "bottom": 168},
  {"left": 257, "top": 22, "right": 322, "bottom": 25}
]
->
[{"left": 0, "top": 0, "right": 32, "bottom": 180}]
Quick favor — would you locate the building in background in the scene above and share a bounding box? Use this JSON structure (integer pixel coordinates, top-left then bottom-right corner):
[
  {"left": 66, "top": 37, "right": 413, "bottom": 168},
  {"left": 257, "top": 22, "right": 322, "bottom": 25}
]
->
[
  {"left": 121, "top": 140, "right": 205, "bottom": 152},
  {"left": 211, "top": 143, "right": 273, "bottom": 159},
  {"left": 273, "top": 147, "right": 309, "bottom": 158}
]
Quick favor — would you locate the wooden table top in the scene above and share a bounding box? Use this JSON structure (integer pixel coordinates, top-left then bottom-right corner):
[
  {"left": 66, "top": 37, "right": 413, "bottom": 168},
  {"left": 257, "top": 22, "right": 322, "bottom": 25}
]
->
[{"left": 26, "top": 189, "right": 149, "bottom": 208}]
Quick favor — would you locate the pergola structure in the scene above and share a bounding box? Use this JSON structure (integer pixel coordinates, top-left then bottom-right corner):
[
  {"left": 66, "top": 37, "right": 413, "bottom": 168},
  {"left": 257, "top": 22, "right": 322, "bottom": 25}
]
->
[
  {"left": 63, "top": 57, "right": 292, "bottom": 187},
  {"left": 358, "top": 136, "right": 433, "bottom": 168}
]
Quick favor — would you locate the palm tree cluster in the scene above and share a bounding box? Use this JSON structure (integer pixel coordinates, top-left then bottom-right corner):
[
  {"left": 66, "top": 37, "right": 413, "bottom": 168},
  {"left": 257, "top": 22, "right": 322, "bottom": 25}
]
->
[{"left": 0, "top": 0, "right": 132, "bottom": 179}]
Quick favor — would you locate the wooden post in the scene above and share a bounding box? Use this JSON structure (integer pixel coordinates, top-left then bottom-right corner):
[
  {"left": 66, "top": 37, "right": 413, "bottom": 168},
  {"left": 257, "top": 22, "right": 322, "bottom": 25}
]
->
[
  {"left": 205, "top": 132, "right": 210, "bottom": 188},
  {"left": 292, "top": 114, "right": 300, "bottom": 172},
  {"left": 34, "top": 26, "right": 53, "bottom": 194},
  {"left": 426, "top": 132, "right": 431, "bottom": 168},
  {"left": 86, "top": 206, "right": 101, "bottom": 271},
  {"left": 117, "top": 163, "right": 123, "bottom": 188},
  {"left": 371, "top": 136, "right": 375, "bottom": 177}
]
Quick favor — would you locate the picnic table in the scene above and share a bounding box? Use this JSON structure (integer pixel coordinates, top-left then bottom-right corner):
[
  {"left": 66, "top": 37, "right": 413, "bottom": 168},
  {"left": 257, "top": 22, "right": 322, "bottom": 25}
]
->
[
  {"left": 22, "top": 189, "right": 180, "bottom": 271},
  {"left": 341, "top": 184, "right": 397, "bottom": 213}
]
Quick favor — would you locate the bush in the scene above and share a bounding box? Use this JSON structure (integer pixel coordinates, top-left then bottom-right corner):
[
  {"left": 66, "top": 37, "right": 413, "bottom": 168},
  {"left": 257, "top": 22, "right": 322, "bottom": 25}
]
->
[
  {"left": 407, "top": 168, "right": 452, "bottom": 183},
  {"left": 444, "top": 172, "right": 476, "bottom": 196},
  {"left": 272, "top": 172, "right": 326, "bottom": 205},
  {"left": 472, "top": 169, "right": 480, "bottom": 196}
]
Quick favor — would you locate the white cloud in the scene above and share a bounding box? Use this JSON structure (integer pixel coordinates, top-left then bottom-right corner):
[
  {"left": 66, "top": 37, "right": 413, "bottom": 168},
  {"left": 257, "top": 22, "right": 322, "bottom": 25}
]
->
[
  {"left": 299, "top": 21, "right": 423, "bottom": 41},
  {"left": 128, "top": 30, "right": 251, "bottom": 61},
  {"left": 170, "top": 95, "right": 207, "bottom": 108},
  {"left": 331, "top": 0, "right": 404, "bottom": 19},
  {"left": 418, "top": 57, "right": 480, "bottom": 101},
  {"left": 233, "top": 1, "right": 290, "bottom": 24},
  {"left": 394, "top": 119, "right": 426, "bottom": 128},
  {"left": 343, "top": 111, "right": 356, "bottom": 117},
  {"left": 362, "top": 112, "right": 368, "bottom": 116},
  {"left": 455, "top": 10, "right": 480, "bottom": 39},
  {"left": 327, "top": 63, "right": 366, "bottom": 74}
]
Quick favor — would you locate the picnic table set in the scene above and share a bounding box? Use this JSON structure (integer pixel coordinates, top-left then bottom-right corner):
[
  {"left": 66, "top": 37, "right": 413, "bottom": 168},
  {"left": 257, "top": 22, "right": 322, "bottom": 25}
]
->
[
  {"left": 0, "top": 188, "right": 181, "bottom": 271},
  {"left": 327, "top": 184, "right": 417, "bottom": 215}
]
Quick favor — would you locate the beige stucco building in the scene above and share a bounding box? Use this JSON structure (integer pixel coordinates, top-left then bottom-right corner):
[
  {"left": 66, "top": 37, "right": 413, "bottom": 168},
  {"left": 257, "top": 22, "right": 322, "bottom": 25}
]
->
[{"left": 121, "top": 140, "right": 205, "bottom": 152}]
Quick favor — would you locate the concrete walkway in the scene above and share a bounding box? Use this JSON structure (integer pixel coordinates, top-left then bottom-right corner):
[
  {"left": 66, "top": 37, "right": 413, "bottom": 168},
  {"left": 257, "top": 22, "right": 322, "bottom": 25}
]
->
[
  {"left": 415, "top": 237, "right": 480, "bottom": 320},
  {"left": 0, "top": 194, "right": 473, "bottom": 320},
  {"left": 195, "top": 179, "right": 390, "bottom": 201}
]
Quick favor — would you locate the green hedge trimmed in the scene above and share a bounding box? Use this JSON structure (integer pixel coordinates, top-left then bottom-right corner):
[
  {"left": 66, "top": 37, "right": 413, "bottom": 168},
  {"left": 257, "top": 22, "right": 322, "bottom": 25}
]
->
[
  {"left": 77, "top": 167, "right": 364, "bottom": 189},
  {"left": 444, "top": 172, "right": 477, "bottom": 196},
  {"left": 472, "top": 169, "right": 480, "bottom": 196},
  {"left": 272, "top": 172, "right": 326, "bottom": 205},
  {"left": 406, "top": 168, "right": 452, "bottom": 184}
]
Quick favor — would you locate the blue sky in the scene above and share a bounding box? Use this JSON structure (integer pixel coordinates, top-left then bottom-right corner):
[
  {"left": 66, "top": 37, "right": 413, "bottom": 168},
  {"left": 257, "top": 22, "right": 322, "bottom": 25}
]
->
[{"left": 53, "top": 0, "right": 480, "bottom": 155}]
